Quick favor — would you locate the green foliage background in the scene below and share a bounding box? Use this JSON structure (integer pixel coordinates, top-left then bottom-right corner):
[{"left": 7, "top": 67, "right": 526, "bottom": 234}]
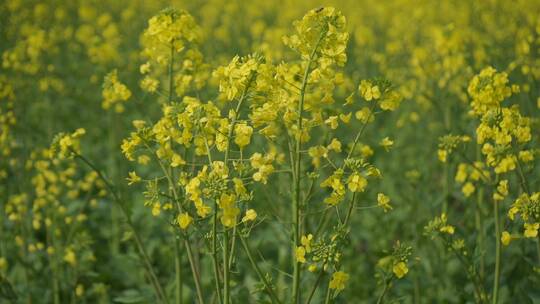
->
[{"left": 1, "top": 0, "right": 540, "bottom": 303}]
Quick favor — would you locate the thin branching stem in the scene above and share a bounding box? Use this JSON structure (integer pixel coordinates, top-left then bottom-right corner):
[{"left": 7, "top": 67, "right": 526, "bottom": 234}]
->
[
  {"left": 72, "top": 152, "right": 169, "bottom": 304},
  {"left": 292, "top": 31, "right": 325, "bottom": 304},
  {"left": 238, "top": 232, "right": 282, "bottom": 304}
]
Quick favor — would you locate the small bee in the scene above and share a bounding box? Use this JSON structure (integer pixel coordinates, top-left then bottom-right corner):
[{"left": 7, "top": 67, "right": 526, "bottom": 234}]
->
[{"left": 315, "top": 7, "right": 324, "bottom": 13}]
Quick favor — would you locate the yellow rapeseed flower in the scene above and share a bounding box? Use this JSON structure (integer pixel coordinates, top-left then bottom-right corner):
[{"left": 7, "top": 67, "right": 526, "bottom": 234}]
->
[
  {"left": 329, "top": 271, "right": 349, "bottom": 291},
  {"left": 177, "top": 213, "right": 193, "bottom": 230},
  {"left": 377, "top": 193, "right": 392, "bottom": 212},
  {"left": 380, "top": 137, "right": 394, "bottom": 151},
  {"left": 393, "top": 261, "right": 408, "bottom": 279},
  {"left": 241, "top": 209, "right": 257, "bottom": 223},
  {"left": 524, "top": 223, "right": 539, "bottom": 238},
  {"left": 501, "top": 231, "right": 512, "bottom": 246}
]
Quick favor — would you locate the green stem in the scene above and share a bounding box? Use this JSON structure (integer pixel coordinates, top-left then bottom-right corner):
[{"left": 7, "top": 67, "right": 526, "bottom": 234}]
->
[
  {"left": 73, "top": 152, "right": 168, "bottom": 304},
  {"left": 346, "top": 101, "right": 377, "bottom": 160},
  {"left": 314, "top": 209, "right": 330, "bottom": 239},
  {"left": 536, "top": 237, "right": 540, "bottom": 265},
  {"left": 47, "top": 221, "right": 60, "bottom": 304},
  {"left": 228, "top": 225, "right": 237, "bottom": 269},
  {"left": 492, "top": 198, "right": 501, "bottom": 304},
  {"left": 476, "top": 186, "right": 485, "bottom": 282},
  {"left": 185, "top": 239, "right": 205, "bottom": 304},
  {"left": 168, "top": 47, "right": 179, "bottom": 301},
  {"left": 376, "top": 277, "right": 392, "bottom": 304},
  {"left": 175, "top": 237, "right": 183, "bottom": 304},
  {"left": 447, "top": 240, "right": 484, "bottom": 302},
  {"left": 167, "top": 47, "right": 183, "bottom": 304},
  {"left": 323, "top": 282, "right": 333, "bottom": 304},
  {"left": 304, "top": 265, "right": 326, "bottom": 304},
  {"left": 293, "top": 32, "right": 324, "bottom": 304},
  {"left": 212, "top": 205, "right": 223, "bottom": 304},
  {"left": 143, "top": 142, "right": 205, "bottom": 303},
  {"left": 223, "top": 229, "right": 230, "bottom": 304},
  {"left": 168, "top": 44, "right": 175, "bottom": 102},
  {"left": 219, "top": 70, "right": 255, "bottom": 304},
  {"left": 108, "top": 111, "right": 120, "bottom": 256},
  {"left": 513, "top": 150, "right": 530, "bottom": 194},
  {"left": 413, "top": 275, "right": 420, "bottom": 304},
  {"left": 238, "top": 233, "right": 282, "bottom": 304},
  {"left": 476, "top": 143, "right": 485, "bottom": 282},
  {"left": 512, "top": 150, "right": 540, "bottom": 265},
  {"left": 343, "top": 193, "right": 357, "bottom": 226},
  {"left": 443, "top": 161, "right": 449, "bottom": 213}
]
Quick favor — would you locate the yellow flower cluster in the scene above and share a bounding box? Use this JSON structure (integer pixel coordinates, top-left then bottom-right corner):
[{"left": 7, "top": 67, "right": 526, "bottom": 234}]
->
[
  {"left": 376, "top": 241, "right": 412, "bottom": 280},
  {"left": 234, "top": 123, "right": 253, "bottom": 149},
  {"left": 358, "top": 79, "right": 402, "bottom": 111},
  {"left": 213, "top": 55, "right": 259, "bottom": 101},
  {"left": 121, "top": 96, "right": 223, "bottom": 166},
  {"left": 467, "top": 68, "right": 531, "bottom": 174},
  {"left": 184, "top": 166, "right": 212, "bottom": 218},
  {"left": 329, "top": 271, "right": 349, "bottom": 291},
  {"left": 5, "top": 142, "right": 103, "bottom": 300},
  {"left": 307, "top": 139, "right": 342, "bottom": 168},
  {"left": 102, "top": 70, "right": 131, "bottom": 112},
  {"left": 4, "top": 0, "right": 540, "bottom": 302},
  {"left": 51, "top": 128, "right": 86, "bottom": 159},
  {"left": 377, "top": 193, "right": 392, "bottom": 213},
  {"left": 425, "top": 213, "right": 455, "bottom": 238},
  {"left": 218, "top": 193, "right": 240, "bottom": 227},
  {"left": 295, "top": 234, "right": 313, "bottom": 264},
  {"left": 75, "top": 7, "right": 121, "bottom": 65},
  {"left": 283, "top": 7, "right": 348, "bottom": 66},
  {"left": 347, "top": 173, "right": 367, "bottom": 193},
  {"left": 437, "top": 135, "right": 471, "bottom": 163},
  {"left": 139, "top": 8, "right": 203, "bottom": 96},
  {"left": 507, "top": 193, "right": 540, "bottom": 239},
  {"left": 250, "top": 152, "right": 276, "bottom": 184},
  {"left": 454, "top": 162, "right": 490, "bottom": 197},
  {"left": 321, "top": 159, "right": 382, "bottom": 206},
  {"left": 320, "top": 169, "right": 346, "bottom": 206},
  {"left": 142, "top": 8, "right": 200, "bottom": 61},
  {"left": 467, "top": 67, "right": 513, "bottom": 115}
]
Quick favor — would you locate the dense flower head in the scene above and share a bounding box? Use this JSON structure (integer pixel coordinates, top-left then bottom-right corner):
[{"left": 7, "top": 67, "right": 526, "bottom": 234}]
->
[
  {"left": 476, "top": 106, "right": 531, "bottom": 146},
  {"left": 283, "top": 7, "right": 349, "bottom": 66},
  {"left": 508, "top": 193, "right": 540, "bottom": 239},
  {"left": 467, "top": 67, "right": 512, "bottom": 115},
  {"left": 139, "top": 8, "right": 205, "bottom": 98},
  {"left": 51, "top": 128, "right": 86, "bottom": 159},
  {"left": 213, "top": 54, "right": 261, "bottom": 101},
  {"left": 142, "top": 8, "right": 201, "bottom": 59},
  {"left": 464, "top": 68, "right": 534, "bottom": 177},
  {"left": 102, "top": 69, "right": 131, "bottom": 112},
  {"left": 475, "top": 107, "right": 531, "bottom": 173}
]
